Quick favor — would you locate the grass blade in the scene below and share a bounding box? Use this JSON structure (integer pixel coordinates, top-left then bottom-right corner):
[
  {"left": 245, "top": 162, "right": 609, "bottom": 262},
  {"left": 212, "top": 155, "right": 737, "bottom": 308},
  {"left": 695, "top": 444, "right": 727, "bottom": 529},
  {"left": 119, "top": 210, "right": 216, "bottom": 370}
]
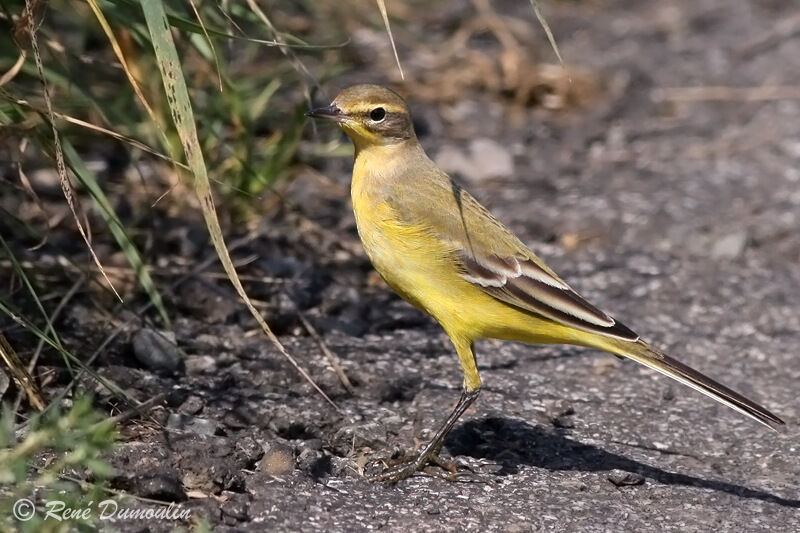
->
[
  {"left": 529, "top": 0, "right": 565, "bottom": 67},
  {"left": 140, "top": 0, "right": 339, "bottom": 412},
  {"left": 22, "top": 0, "right": 122, "bottom": 302},
  {"left": 0, "top": 232, "right": 69, "bottom": 372},
  {"left": 375, "top": 0, "right": 405, "bottom": 80},
  {"left": 0, "top": 297, "right": 137, "bottom": 412},
  {"left": 0, "top": 331, "right": 45, "bottom": 411},
  {"left": 60, "top": 139, "right": 170, "bottom": 326},
  {"left": 86, "top": 0, "right": 174, "bottom": 155},
  {"left": 106, "top": 0, "right": 347, "bottom": 48},
  {"left": 244, "top": 0, "right": 317, "bottom": 92}
]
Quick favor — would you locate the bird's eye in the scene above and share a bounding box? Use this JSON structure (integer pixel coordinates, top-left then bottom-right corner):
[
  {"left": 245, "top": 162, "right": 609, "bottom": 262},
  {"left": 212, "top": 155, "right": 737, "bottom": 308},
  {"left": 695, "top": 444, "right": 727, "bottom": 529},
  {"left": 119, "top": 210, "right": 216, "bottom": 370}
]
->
[{"left": 369, "top": 107, "right": 386, "bottom": 122}]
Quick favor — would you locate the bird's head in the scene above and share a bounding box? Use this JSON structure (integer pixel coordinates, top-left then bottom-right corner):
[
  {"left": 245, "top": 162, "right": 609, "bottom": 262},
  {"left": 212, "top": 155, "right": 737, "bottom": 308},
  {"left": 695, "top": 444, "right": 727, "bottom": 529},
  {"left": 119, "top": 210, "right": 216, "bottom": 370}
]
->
[{"left": 307, "top": 84, "right": 416, "bottom": 150}]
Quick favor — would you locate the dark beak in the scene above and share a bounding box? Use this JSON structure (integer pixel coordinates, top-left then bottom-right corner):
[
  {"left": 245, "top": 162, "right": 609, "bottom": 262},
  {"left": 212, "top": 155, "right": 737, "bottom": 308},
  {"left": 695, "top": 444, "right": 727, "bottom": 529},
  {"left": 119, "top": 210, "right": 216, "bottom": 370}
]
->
[{"left": 306, "top": 104, "right": 344, "bottom": 121}]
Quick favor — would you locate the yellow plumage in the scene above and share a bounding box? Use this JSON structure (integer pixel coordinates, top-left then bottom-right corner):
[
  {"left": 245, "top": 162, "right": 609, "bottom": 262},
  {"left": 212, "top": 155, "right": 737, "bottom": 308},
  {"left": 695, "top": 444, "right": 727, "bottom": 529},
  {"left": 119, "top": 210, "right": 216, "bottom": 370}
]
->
[
  {"left": 309, "top": 84, "right": 783, "bottom": 482},
  {"left": 351, "top": 133, "right": 617, "bottom": 388}
]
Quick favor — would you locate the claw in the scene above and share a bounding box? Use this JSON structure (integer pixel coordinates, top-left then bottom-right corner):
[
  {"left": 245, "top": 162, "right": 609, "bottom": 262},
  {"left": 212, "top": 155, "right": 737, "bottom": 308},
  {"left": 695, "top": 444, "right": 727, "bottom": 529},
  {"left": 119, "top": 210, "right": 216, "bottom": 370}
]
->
[
  {"left": 369, "top": 451, "right": 468, "bottom": 483},
  {"left": 429, "top": 453, "right": 459, "bottom": 474},
  {"left": 370, "top": 388, "right": 482, "bottom": 483}
]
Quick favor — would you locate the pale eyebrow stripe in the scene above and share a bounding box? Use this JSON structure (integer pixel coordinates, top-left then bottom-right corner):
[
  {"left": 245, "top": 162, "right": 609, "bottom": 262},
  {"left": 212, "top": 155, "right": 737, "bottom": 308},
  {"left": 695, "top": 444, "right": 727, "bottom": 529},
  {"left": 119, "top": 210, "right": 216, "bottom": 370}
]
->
[{"left": 347, "top": 103, "right": 406, "bottom": 115}]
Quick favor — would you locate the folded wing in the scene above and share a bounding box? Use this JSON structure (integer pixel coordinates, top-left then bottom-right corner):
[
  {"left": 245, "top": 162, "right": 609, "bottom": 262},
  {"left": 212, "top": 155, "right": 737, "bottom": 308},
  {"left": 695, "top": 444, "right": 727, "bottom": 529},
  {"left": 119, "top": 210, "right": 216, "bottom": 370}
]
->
[{"left": 457, "top": 250, "right": 640, "bottom": 341}]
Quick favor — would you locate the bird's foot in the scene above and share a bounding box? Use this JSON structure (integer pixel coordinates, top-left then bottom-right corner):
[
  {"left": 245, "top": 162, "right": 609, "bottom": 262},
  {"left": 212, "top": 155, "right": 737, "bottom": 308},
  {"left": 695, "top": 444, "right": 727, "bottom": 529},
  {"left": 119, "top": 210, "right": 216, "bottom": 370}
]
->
[
  {"left": 429, "top": 452, "right": 459, "bottom": 474},
  {"left": 369, "top": 451, "right": 466, "bottom": 483}
]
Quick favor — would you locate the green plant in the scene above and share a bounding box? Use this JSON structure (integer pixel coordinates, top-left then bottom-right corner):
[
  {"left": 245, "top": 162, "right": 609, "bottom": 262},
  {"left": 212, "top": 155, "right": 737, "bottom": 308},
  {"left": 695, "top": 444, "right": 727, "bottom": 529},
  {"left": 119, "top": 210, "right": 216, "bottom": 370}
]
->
[{"left": 0, "top": 396, "right": 116, "bottom": 533}]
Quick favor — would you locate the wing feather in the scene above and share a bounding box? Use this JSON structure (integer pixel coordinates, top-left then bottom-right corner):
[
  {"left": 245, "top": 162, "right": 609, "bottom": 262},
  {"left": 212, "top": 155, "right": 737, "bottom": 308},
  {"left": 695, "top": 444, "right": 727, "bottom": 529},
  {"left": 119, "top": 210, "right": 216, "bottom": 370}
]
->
[
  {"left": 383, "top": 170, "right": 639, "bottom": 341},
  {"left": 458, "top": 251, "right": 639, "bottom": 341}
]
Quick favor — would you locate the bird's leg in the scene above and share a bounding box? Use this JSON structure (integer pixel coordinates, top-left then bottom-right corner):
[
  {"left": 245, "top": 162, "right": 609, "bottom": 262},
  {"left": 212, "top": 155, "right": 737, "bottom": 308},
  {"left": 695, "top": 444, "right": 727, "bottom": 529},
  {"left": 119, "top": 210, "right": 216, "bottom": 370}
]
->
[{"left": 370, "top": 387, "right": 481, "bottom": 483}]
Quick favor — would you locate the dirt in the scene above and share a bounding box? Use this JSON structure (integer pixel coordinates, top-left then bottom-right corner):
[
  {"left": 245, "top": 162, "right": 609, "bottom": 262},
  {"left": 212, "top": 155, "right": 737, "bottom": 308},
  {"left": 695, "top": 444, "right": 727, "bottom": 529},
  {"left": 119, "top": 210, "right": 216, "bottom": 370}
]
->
[{"left": 3, "top": 0, "right": 800, "bottom": 531}]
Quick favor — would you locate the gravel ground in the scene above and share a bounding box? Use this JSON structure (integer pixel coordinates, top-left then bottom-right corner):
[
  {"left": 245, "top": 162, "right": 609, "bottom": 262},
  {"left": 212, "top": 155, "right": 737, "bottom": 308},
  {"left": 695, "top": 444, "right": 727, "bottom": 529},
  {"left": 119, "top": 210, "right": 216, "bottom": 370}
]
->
[
  {"left": 120, "top": 1, "right": 799, "bottom": 531},
  {"left": 9, "top": 0, "right": 800, "bottom": 531}
]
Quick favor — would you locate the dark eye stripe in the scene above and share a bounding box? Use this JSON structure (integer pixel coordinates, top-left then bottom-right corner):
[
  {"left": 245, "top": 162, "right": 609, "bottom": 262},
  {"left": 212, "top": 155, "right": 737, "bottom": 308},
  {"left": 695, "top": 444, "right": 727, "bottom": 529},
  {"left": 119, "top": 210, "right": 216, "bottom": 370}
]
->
[{"left": 357, "top": 108, "right": 413, "bottom": 139}]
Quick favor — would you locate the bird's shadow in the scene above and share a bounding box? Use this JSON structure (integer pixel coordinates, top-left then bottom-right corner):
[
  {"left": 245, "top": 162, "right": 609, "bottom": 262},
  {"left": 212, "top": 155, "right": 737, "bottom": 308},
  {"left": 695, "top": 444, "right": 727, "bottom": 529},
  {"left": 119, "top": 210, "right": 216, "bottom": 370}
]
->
[{"left": 445, "top": 416, "right": 799, "bottom": 509}]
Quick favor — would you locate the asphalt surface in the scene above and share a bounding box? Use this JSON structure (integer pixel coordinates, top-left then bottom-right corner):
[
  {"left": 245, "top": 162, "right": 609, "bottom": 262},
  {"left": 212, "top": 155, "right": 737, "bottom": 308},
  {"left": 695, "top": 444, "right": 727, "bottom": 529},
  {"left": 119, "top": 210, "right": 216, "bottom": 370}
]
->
[{"left": 97, "top": 0, "right": 800, "bottom": 530}]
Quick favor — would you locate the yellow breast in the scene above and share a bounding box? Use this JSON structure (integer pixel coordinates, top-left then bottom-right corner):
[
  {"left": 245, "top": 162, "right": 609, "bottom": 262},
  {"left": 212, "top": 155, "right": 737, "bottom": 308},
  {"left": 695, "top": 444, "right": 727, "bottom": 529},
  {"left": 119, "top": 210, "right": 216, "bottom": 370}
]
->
[
  {"left": 352, "top": 186, "right": 438, "bottom": 313},
  {"left": 350, "top": 148, "right": 498, "bottom": 335},
  {"left": 349, "top": 144, "right": 576, "bottom": 345}
]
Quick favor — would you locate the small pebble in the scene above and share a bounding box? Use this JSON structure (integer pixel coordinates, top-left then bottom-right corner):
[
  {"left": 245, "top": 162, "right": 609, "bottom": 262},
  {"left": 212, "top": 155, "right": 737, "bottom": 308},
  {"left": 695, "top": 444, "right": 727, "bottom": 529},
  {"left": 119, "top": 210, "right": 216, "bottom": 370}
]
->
[
  {"left": 179, "top": 395, "right": 204, "bottom": 415},
  {"left": 185, "top": 355, "right": 217, "bottom": 375},
  {"left": 711, "top": 231, "right": 748, "bottom": 260},
  {"left": 135, "top": 473, "right": 186, "bottom": 501},
  {"left": 167, "top": 413, "right": 219, "bottom": 436},
  {"left": 260, "top": 442, "right": 295, "bottom": 476},
  {"left": 132, "top": 329, "right": 183, "bottom": 374},
  {"left": 607, "top": 470, "right": 645, "bottom": 487}
]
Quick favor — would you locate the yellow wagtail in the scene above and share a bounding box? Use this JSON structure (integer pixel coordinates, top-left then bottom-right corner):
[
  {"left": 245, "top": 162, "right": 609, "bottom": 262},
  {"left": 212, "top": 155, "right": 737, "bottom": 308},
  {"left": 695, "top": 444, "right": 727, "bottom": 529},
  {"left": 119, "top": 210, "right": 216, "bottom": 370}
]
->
[{"left": 308, "top": 84, "right": 784, "bottom": 482}]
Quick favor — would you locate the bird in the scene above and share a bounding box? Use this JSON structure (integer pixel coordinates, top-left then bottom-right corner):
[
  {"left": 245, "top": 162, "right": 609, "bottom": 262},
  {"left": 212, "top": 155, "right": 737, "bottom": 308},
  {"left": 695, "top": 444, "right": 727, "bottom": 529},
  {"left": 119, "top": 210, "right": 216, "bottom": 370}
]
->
[{"left": 307, "top": 84, "right": 784, "bottom": 482}]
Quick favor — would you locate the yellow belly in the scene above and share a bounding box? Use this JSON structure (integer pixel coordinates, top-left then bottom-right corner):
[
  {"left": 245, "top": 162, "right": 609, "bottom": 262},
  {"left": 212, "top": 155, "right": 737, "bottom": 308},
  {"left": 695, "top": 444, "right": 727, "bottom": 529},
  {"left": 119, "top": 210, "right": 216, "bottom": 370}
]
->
[
  {"left": 351, "top": 198, "right": 585, "bottom": 347},
  {"left": 349, "top": 145, "right": 593, "bottom": 348}
]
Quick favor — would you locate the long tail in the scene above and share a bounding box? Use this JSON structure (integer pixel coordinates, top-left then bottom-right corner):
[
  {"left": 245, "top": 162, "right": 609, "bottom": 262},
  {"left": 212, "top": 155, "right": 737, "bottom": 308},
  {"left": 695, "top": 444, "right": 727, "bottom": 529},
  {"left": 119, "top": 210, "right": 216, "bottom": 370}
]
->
[{"left": 602, "top": 339, "right": 784, "bottom": 429}]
